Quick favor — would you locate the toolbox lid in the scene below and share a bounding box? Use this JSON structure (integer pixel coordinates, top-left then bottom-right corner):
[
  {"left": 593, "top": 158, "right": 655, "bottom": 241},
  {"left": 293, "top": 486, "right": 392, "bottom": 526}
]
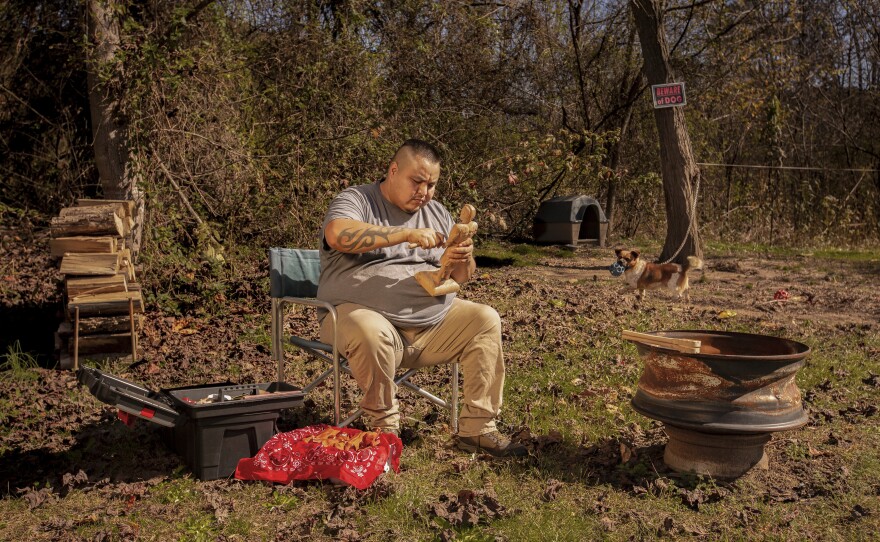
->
[
  {"left": 163, "top": 381, "right": 305, "bottom": 419},
  {"left": 78, "top": 367, "right": 305, "bottom": 427},
  {"left": 77, "top": 366, "right": 181, "bottom": 428}
]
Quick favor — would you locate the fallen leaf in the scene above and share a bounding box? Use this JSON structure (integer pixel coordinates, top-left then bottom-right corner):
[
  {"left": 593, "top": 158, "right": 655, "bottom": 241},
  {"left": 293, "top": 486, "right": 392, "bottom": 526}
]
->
[
  {"left": 205, "top": 490, "right": 233, "bottom": 524},
  {"left": 428, "top": 487, "right": 513, "bottom": 528},
  {"left": 619, "top": 442, "right": 633, "bottom": 463},
  {"left": 171, "top": 319, "right": 198, "bottom": 335},
  {"left": 18, "top": 487, "right": 56, "bottom": 510},
  {"left": 535, "top": 430, "right": 563, "bottom": 451},
  {"left": 62, "top": 469, "right": 89, "bottom": 492},
  {"left": 679, "top": 487, "right": 728, "bottom": 510},
  {"left": 542, "top": 479, "right": 564, "bottom": 502},
  {"left": 808, "top": 446, "right": 829, "bottom": 457},
  {"left": 845, "top": 504, "right": 871, "bottom": 522},
  {"left": 659, "top": 516, "right": 675, "bottom": 534}
]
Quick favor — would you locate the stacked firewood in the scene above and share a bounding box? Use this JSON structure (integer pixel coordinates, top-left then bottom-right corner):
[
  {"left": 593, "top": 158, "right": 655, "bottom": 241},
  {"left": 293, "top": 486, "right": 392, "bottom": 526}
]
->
[{"left": 51, "top": 199, "right": 144, "bottom": 369}]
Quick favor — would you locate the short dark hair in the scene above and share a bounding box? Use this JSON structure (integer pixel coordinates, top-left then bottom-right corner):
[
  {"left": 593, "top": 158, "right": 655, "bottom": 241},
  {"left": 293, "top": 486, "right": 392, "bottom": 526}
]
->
[{"left": 396, "top": 138, "right": 441, "bottom": 164}]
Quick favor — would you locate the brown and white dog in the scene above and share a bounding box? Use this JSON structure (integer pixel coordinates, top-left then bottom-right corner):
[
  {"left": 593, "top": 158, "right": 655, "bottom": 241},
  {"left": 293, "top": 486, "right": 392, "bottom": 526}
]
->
[{"left": 614, "top": 248, "right": 703, "bottom": 301}]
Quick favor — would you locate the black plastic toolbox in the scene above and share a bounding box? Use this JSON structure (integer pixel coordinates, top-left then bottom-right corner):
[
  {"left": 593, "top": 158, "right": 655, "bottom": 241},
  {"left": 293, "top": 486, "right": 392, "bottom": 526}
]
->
[{"left": 77, "top": 366, "right": 305, "bottom": 480}]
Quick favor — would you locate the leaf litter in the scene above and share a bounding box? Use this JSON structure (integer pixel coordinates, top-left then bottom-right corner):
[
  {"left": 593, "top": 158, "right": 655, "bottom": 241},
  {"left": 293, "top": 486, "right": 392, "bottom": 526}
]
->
[{"left": 2, "top": 221, "right": 880, "bottom": 539}]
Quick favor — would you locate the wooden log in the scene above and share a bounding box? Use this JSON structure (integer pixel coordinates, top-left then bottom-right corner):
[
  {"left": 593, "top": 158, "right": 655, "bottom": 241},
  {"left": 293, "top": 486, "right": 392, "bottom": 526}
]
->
[
  {"left": 51, "top": 212, "right": 124, "bottom": 238},
  {"left": 58, "top": 353, "right": 75, "bottom": 370},
  {"left": 621, "top": 330, "right": 701, "bottom": 354},
  {"left": 50, "top": 236, "right": 117, "bottom": 258},
  {"left": 73, "top": 306, "right": 79, "bottom": 370},
  {"left": 68, "top": 332, "right": 133, "bottom": 355},
  {"left": 58, "top": 315, "right": 142, "bottom": 337},
  {"left": 60, "top": 203, "right": 125, "bottom": 220},
  {"left": 60, "top": 252, "right": 121, "bottom": 276},
  {"left": 117, "top": 265, "right": 135, "bottom": 283},
  {"left": 76, "top": 198, "right": 134, "bottom": 219},
  {"left": 65, "top": 274, "right": 127, "bottom": 298},
  {"left": 68, "top": 290, "right": 144, "bottom": 317},
  {"left": 119, "top": 248, "right": 136, "bottom": 281},
  {"left": 60, "top": 204, "right": 129, "bottom": 235},
  {"left": 57, "top": 321, "right": 71, "bottom": 337},
  {"left": 75, "top": 199, "right": 135, "bottom": 236}
]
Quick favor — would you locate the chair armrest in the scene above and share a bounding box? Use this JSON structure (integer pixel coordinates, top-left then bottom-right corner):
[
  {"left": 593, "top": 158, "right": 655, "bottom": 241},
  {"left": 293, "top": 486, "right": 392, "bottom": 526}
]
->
[
  {"left": 275, "top": 296, "right": 339, "bottom": 360},
  {"left": 277, "top": 296, "right": 336, "bottom": 315}
]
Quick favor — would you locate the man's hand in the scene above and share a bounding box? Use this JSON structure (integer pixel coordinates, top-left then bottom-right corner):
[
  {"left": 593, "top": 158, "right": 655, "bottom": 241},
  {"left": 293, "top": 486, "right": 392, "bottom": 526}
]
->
[
  {"left": 441, "top": 237, "right": 473, "bottom": 266},
  {"left": 444, "top": 237, "right": 476, "bottom": 285},
  {"left": 407, "top": 228, "right": 446, "bottom": 249}
]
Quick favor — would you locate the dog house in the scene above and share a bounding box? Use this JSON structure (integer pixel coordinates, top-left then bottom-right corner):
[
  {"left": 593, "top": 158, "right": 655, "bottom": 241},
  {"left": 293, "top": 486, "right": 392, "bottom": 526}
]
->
[{"left": 533, "top": 195, "right": 608, "bottom": 246}]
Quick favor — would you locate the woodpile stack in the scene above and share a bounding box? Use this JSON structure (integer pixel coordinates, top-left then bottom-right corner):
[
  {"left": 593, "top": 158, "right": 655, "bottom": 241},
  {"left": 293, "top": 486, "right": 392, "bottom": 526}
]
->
[{"left": 51, "top": 199, "right": 143, "bottom": 369}]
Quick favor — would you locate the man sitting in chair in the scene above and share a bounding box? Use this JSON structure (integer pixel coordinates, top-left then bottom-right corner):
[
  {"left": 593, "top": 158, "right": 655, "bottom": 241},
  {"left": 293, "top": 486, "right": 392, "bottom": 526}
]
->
[{"left": 317, "top": 138, "right": 526, "bottom": 457}]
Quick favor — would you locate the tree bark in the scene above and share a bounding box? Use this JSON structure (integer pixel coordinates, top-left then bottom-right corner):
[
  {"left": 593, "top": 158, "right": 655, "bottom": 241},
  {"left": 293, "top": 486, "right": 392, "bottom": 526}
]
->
[
  {"left": 629, "top": 0, "right": 702, "bottom": 264},
  {"left": 86, "top": 0, "right": 144, "bottom": 259}
]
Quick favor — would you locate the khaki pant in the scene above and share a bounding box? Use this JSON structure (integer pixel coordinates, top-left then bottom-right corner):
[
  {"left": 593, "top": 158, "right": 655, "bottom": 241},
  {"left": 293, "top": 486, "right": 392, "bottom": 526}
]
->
[{"left": 319, "top": 298, "right": 504, "bottom": 437}]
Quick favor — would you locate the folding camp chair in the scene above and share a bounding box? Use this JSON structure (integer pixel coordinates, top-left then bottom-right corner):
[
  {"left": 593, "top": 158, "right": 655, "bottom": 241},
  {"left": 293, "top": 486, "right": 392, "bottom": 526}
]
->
[{"left": 269, "top": 247, "right": 459, "bottom": 432}]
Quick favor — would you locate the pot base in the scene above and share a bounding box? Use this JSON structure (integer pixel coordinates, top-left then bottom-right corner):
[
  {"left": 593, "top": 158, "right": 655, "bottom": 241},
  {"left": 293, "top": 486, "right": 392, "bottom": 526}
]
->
[{"left": 663, "top": 424, "right": 770, "bottom": 479}]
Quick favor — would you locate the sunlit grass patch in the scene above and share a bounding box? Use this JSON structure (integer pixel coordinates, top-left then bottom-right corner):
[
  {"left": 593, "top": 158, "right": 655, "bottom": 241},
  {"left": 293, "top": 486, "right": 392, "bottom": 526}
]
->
[
  {"left": 476, "top": 240, "right": 580, "bottom": 268},
  {"left": 0, "top": 340, "right": 40, "bottom": 380},
  {"left": 813, "top": 248, "right": 880, "bottom": 262}
]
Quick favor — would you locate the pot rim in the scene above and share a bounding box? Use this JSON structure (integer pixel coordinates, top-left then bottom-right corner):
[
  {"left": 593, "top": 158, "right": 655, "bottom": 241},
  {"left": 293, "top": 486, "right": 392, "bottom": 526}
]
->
[{"left": 634, "top": 329, "right": 811, "bottom": 362}]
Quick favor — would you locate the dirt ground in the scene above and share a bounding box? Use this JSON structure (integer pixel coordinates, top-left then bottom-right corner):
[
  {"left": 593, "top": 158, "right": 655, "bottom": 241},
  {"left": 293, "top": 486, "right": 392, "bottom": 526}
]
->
[
  {"left": 525, "top": 248, "right": 880, "bottom": 328},
  {"left": 1, "top": 218, "right": 878, "bottom": 540}
]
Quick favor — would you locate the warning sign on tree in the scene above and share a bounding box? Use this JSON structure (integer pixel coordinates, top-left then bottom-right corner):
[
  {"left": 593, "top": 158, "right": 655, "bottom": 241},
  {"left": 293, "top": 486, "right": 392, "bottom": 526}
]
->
[{"left": 651, "top": 82, "right": 686, "bottom": 108}]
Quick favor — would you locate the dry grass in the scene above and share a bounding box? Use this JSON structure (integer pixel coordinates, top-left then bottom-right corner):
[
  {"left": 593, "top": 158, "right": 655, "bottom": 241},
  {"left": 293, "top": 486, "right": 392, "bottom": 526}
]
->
[{"left": 1, "top": 242, "right": 878, "bottom": 541}]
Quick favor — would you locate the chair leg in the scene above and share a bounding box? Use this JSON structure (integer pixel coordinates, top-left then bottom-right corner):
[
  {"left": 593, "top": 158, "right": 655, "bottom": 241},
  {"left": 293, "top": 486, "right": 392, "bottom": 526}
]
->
[
  {"left": 400, "top": 378, "right": 450, "bottom": 408},
  {"left": 333, "top": 351, "right": 341, "bottom": 426},
  {"left": 338, "top": 367, "right": 455, "bottom": 428},
  {"left": 272, "top": 298, "right": 283, "bottom": 383},
  {"left": 302, "top": 366, "right": 335, "bottom": 393},
  {"left": 451, "top": 362, "right": 459, "bottom": 435},
  {"left": 340, "top": 409, "right": 363, "bottom": 428},
  {"left": 307, "top": 356, "right": 460, "bottom": 434}
]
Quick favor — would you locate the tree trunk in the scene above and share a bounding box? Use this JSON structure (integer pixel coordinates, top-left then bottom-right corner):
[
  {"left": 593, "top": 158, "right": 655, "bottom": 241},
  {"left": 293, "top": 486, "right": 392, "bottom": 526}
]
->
[
  {"left": 629, "top": 0, "right": 702, "bottom": 264},
  {"left": 86, "top": 0, "right": 144, "bottom": 259}
]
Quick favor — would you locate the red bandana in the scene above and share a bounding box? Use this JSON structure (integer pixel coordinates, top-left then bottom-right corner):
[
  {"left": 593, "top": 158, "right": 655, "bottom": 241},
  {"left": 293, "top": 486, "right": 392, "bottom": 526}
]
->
[{"left": 235, "top": 424, "right": 402, "bottom": 489}]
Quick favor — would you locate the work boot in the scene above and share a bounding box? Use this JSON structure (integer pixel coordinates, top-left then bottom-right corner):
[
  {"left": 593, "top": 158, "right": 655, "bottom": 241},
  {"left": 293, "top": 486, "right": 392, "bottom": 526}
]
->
[{"left": 456, "top": 431, "right": 528, "bottom": 457}]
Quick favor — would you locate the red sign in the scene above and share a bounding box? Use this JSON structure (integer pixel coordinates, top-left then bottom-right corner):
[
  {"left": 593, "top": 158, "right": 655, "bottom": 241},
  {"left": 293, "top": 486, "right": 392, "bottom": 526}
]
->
[{"left": 651, "top": 82, "right": 686, "bottom": 108}]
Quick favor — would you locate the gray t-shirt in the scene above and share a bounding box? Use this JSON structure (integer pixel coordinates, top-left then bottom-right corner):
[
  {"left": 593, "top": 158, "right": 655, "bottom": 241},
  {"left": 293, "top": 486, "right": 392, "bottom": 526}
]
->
[{"left": 317, "top": 181, "right": 456, "bottom": 328}]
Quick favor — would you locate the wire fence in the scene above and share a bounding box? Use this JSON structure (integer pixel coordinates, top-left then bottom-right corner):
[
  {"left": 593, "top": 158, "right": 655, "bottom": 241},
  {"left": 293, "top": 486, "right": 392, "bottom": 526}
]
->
[{"left": 696, "top": 163, "right": 880, "bottom": 246}]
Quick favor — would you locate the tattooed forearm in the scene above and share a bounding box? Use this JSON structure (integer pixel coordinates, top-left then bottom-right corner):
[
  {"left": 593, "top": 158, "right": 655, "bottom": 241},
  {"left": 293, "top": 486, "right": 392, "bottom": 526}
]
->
[{"left": 336, "top": 225, "right": 406, "bottom": 252}]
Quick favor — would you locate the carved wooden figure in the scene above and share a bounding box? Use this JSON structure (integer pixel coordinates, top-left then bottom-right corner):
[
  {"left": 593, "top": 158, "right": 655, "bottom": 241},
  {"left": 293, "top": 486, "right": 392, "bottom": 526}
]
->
[{"left": 415, "top": 204, "right": 478, "bottom": 296}]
